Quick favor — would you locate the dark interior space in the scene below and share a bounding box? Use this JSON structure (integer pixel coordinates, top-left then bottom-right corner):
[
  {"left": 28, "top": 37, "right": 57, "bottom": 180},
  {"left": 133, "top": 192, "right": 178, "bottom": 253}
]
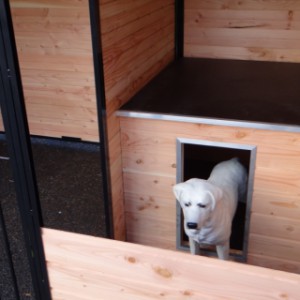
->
[
  {"left": 0, "top": 134, "right": 106, "bottom": 299},
  {"left": 181, "top": 143, "right": 252, "bottom": 257}
]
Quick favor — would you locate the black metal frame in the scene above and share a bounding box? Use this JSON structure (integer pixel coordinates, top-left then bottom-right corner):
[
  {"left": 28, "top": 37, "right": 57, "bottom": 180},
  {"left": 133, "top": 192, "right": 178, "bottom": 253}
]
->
[
  {"left": 88, "top": 0, "right": 114, "bottom": 239},
  {"left": 0, "top": 0, "right": 51, "bottom": 299},
  {"left": 175, "top": 0, "right": 184, "bottom": 59},
  {"left": 0, "top": 0, "right": 185, "bottom": 297}
]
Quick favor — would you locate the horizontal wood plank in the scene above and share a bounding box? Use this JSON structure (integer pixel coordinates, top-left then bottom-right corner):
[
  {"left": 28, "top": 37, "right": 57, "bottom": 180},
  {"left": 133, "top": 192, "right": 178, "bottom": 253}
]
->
[
  {"left": 185, "top": 28, "right": 300, "bottom": 50},
  {"left": 43, "top": 228, "right": 300, "bottom": 300},
  {"left": 126, "top": 212, "right": 176, "bottom": 249},
  {"left": 123, "top": 172, "right": 175, "bottom": 198},
  {"left": 11, "top": 0, "right": 90, "bottom": 8},
  {"left": 124, "top": 192, "right": 176, "bottom": 220},
  {"left": 248, "top": 253, "right": 300, "bottom": 273},
  {"left": 249, "top": 233, "right": 300, "bottom": 263},
  {"left": 250, "top": 213, "right": 300, "bottom": 242},
  {"left": 122, "top": 150, "right": 176, "bottom": 177},
  {"left": 251, "top": 190, "right": 300, "bottom": 221},
  {"left": 9, "top": 0, "right": 98, "bottom": 141},
  {"left": 185, "top": 0, "right": 300, "bottom": 10},
  {"left": 101, "top": 0, "right": 173, "bottom": 33},
  {"left": 184, "top": 44, "right": 300, "bottom": 62},
  {"left": 184, "top": 0, "right": 300, "bottom": 62}
]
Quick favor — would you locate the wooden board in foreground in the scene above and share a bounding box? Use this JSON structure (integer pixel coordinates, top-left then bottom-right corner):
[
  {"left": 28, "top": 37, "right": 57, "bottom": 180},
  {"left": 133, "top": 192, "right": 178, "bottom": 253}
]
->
[{"left": 43, "top": 228, "right": 300, "bottom": 300}]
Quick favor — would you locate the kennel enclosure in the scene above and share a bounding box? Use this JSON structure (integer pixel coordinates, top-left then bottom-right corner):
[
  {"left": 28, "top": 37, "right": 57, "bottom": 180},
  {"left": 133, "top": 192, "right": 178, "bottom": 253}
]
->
[{"left": 2, "top": 0, "right": 300, "bottom": 298}]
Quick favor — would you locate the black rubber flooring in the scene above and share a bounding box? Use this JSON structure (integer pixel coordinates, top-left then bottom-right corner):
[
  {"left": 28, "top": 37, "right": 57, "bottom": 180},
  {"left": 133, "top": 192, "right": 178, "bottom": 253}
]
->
[
  {"left": 0, "top": 135, "right": 106, "bottom": 299},
  {"left": 121, "top": 57, "right": 300, "bottom": 127}
]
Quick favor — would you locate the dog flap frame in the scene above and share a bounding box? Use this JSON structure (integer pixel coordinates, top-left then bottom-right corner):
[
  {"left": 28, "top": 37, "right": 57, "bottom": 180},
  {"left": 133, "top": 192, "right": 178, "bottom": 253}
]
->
[{"left": 175, "top": 137, "right": 257, "bottom": 262}]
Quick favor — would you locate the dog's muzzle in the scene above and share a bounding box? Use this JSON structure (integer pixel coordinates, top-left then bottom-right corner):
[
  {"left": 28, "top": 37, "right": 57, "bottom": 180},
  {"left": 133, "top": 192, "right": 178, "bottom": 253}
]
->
[{"left": 187, "top": 222, "right": 198, "bottom": 229}]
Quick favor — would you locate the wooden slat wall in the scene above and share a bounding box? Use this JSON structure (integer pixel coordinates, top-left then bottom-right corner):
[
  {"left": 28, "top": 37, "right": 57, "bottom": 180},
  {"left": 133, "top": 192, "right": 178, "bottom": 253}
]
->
[
  {"left": 0, "top": 0, "right": 98, "bottom": 141},
  {"left": 184, "top": 0, "right": 300, "bottom": 62},
  {"left": 100, "top": 0, "right": 175, "bottom": 240},
  {"left": 120, "top": 117, "right": 300, "bottom": 273},
  {"left": 43, "top": 227, "right": 300, "bottom": 300}
]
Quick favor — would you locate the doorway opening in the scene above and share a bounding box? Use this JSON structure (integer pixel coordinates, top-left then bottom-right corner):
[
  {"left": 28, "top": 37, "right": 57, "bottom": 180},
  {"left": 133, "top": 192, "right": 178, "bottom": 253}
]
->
[{"left": 176, "top": 138, "right": 256, "bottom": 261}]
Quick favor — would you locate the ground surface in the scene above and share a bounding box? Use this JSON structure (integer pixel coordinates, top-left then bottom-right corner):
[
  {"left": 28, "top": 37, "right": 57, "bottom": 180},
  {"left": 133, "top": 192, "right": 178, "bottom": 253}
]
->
[{"left": 0, "top": 135, "right": 106, "bottom": 299}]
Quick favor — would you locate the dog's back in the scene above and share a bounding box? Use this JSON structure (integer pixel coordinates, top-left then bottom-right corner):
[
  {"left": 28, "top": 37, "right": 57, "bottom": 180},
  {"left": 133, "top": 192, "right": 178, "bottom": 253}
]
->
[{"left": 208, "top": 158, "right": 248, "bottom": 215}]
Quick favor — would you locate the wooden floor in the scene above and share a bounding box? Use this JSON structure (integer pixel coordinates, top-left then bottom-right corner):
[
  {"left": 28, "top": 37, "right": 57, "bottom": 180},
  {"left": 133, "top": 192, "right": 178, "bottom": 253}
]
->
[{"left": 43, "top": 228, "right": 300, "bottom": 300}]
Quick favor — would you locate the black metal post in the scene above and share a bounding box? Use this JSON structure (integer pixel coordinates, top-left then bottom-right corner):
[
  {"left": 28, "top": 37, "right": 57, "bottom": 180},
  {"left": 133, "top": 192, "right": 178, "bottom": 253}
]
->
[
  {"left": 175, "top": 0, "right": 184, "bottom": 59},
  {"left": 0, "top": 0, "right": 51, "bottom": 299},
  {"left": 88, "top": 0, "right": 114, "bottom": 239}
]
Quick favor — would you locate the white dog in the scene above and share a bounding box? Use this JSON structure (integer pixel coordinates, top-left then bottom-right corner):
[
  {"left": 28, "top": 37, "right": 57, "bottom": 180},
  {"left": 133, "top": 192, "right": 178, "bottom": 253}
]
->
[{"left": 173, "top": 158, "right": 247, "bottom": 260}]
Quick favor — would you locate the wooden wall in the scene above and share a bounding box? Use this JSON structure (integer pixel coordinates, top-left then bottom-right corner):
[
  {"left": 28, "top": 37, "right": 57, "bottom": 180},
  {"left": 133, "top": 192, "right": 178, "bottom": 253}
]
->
[
  {"left": 120, "top": 117, "right": 300, "bottom": 273},
  {"left": 100, "top": 0, "right": 175, "bottom": 240},
  {"left": 0, "top": 0, "right": 98, "bottom": 141},
  {"left": 43, "top": 227, "right": 300, "bottom": 300},
  {"left": 184, "top": 0, "right": 300, "bottom": 62}
]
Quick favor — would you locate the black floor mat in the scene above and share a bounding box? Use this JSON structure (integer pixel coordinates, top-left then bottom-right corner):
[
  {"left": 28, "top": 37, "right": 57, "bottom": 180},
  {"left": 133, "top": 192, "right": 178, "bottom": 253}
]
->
[{"left": 0, "top": 135, "right": 107, "bottom": 299}]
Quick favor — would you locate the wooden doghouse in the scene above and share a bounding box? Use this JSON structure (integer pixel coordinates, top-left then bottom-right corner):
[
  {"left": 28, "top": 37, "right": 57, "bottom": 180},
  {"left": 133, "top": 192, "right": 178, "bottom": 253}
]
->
[{"left": 115, "top": 1, "right": 300, "bottom": 273}]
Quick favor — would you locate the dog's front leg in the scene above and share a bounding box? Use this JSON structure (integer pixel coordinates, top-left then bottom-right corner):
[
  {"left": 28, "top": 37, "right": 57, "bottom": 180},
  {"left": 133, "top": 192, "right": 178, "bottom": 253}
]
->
[
  {"left": 189, "top": 237, "right": 200, "bottom": 255},
  {"left": 216, "top": 241, "right": 230, "bottom": 260}
]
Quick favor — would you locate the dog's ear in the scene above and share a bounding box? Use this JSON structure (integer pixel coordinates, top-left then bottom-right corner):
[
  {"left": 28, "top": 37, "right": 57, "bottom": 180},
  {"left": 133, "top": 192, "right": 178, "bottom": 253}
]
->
[
  {"left": 207, "top": 186, "right": 223, "bottom": 210},
  {"left": 173, "top": 183, "right": 185, "bottom": 202}
]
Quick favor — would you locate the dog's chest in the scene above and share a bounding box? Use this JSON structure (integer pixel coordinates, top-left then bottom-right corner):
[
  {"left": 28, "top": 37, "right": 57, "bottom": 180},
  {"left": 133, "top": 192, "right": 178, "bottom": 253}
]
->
[{"left": 192, "top": 226, "right": 226, "bottom": 245}]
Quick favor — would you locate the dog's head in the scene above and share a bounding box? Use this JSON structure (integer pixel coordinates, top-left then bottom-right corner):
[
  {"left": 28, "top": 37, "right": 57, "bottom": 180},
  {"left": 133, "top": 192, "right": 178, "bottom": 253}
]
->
[{"left": 173, "top": 178, "right": 223, "bottom": 234}]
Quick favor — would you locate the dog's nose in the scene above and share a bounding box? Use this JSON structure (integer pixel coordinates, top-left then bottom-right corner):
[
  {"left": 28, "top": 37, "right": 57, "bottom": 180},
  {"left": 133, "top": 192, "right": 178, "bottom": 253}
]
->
[{"left": 187, "top": 222, "right": 198, "bottom": 229}]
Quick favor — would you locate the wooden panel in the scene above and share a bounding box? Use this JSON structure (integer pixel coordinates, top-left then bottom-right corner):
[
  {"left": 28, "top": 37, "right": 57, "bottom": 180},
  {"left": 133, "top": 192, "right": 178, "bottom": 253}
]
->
[
  {"left": 123, "top": 172, "right": 176, "bottom": 248},
  {"left": 184, "top": 0, "right": 300, "bottom": 62},
  {"left": 125, "top": 190, "right": 177, "bottom": 249},
  {"left": 105, "top": 29, "right": 174, "bottom": 118},
  {"left": 249, "top": 234, "right": 300, "bottom": 263},
  {"left": 43, "top": 228, "right": 300, "bottom": 300},
  {"left": 248, "top": 253, "right": 300, "bottom": 273},
  {"left": 120, "top": 117, "right": 300, "bottom": 272},
  {"left": 250, "top": 213, "right": 300, "bottom": 242},
  {"left": 124, "top": 192, "right": 176, "bottom": 220},
  {"left": 100, "top": 0, "right": 175, "bottom": 240},
  {"left": 122, "top": 150, "right": 176, "bottom": 177},
  {"left": 124, "top": 172, "right": 175, "bottom": 199},
  {"left": 6, "top": 0, "right": 98, "bottom": 141},
  {"left": 126, "top": 212, "right": 176, "bottom": 250}
]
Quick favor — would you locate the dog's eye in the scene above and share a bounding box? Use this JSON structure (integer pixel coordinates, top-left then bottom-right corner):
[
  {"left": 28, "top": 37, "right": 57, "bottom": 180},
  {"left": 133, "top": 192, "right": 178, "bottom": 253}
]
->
[
  {"left": 184, "top": 202, "right": 191, "bottom": 207},
  {"left": 197, "top": 203, "right": 206, "bottom": 208}
]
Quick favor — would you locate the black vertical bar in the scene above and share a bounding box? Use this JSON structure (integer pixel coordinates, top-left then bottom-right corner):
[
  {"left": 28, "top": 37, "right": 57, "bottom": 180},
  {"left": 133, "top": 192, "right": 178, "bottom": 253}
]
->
[
  {"left": 88, "top": 0, "right": 114, "bottom": 239},
  {"left": 0, "top": 1, "right": 51, "bottom": 299},
  {"left": 175, "top": 0, "right": 184, "bottom": 59}
]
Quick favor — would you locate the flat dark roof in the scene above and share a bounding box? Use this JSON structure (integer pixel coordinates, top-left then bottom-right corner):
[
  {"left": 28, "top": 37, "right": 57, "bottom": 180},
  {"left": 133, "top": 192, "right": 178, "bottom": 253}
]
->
[{"left": 119, "top": 58, "right": 300, "bottom": 127}]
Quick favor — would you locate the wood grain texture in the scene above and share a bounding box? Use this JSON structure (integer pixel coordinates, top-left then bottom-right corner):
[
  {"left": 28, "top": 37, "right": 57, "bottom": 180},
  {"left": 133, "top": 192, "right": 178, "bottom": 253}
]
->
[
  {"left": 184, "top": 0, "right": 300, "bottom": 62},
  {"left": 7, "top": 0, "right": 98, "bottom": 141},
  {"left": 120, "top": 117, "right": 300, "bottom": 273},
  {"left": 43, "top": 227, "right": 300, "bottom": 300},
  {"left": 100, "top": 0, "right": 175, "bottom": 240}
]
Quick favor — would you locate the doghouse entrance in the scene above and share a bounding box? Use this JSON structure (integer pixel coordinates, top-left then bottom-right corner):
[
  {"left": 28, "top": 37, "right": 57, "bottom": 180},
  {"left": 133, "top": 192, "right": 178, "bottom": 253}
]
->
[{"left": 176, "top": 138, "right": 256, "bottom": 261}]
